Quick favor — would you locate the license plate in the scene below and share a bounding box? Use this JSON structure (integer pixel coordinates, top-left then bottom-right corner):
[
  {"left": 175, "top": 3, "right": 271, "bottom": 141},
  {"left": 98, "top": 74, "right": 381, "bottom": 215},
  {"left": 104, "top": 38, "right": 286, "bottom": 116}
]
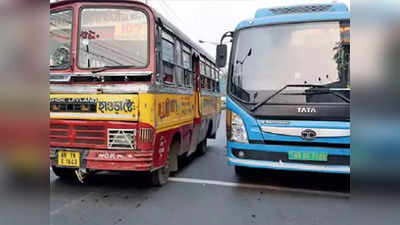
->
[
  {"left": 58, "top": 151, "right": 80, "bottom": 167},
  {"left": 288, "top": 151, "right": 328, "bottom": 162}
]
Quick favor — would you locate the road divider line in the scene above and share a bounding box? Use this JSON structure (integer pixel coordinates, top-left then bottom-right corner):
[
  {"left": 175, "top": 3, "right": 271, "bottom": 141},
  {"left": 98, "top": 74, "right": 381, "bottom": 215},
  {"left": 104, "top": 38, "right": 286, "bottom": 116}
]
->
[{"left": 168, "top": 177, "right": 349, "bottom": 198}]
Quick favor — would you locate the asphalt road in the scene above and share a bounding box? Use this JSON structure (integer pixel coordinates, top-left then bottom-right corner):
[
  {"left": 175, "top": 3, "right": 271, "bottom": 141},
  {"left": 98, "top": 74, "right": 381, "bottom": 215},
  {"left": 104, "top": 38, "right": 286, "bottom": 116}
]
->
[{"left": 50, "top": 111, "right": 350, "bottom": 225}]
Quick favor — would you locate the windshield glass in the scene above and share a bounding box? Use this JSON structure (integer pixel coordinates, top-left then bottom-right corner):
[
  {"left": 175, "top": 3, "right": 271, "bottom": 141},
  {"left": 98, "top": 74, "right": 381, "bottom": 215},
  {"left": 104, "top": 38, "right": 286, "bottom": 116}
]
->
[
  {"left": 231, "top": 21, "right": 350, "bottom": 104},
  {"left": 50, "top": 10, "right": 73, "bottom": 70},
  {"left": 78, "top": 8, "right": 149, "bottom": 69}
]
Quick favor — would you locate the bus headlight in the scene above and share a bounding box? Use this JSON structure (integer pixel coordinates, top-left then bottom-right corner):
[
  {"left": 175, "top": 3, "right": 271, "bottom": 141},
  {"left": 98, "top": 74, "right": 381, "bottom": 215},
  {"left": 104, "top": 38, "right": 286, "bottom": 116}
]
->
[{"left": 227, "top": 111, "right": 248, "bottom": 143}]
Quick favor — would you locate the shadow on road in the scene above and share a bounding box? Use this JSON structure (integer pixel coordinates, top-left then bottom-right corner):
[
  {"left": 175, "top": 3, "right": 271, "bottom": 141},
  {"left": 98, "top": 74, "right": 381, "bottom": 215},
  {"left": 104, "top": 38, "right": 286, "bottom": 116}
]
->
[
  {"left": 52, "top": 171, "right": 156, "bottom": 190},
  {"left": 233, "top": 167, "right": 349, "bottom": 193}
]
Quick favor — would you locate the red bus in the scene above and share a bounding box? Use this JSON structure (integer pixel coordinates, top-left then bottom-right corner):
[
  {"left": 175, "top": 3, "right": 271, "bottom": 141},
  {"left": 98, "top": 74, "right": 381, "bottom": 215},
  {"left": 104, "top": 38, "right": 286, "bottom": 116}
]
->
[{"left": 49, "top": 0, "right": 221, "bottom": 186}]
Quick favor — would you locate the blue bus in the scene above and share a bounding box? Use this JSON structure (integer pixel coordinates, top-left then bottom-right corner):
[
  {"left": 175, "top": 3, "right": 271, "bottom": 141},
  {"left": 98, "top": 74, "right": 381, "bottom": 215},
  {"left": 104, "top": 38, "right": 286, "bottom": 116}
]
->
[{"left": 216, "top": 3, "right": 350, "bottom": 175}]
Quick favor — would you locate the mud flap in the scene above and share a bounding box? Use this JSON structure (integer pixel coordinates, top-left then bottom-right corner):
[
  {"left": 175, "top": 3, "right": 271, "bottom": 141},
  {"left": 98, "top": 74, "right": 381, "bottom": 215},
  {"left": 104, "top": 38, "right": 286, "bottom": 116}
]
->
[
  {"left": 169, "top": 140, "right": 179, "bottom": 172},
  {"left": 187, "top": 125, "right": 201, "bottom": 156}
]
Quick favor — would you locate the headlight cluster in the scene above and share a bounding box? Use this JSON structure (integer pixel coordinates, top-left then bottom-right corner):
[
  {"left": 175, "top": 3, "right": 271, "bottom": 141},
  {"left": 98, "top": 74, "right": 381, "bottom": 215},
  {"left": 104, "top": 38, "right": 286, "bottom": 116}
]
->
[{"left": 228, "top": 111, "right": 248, "bottom": 143}]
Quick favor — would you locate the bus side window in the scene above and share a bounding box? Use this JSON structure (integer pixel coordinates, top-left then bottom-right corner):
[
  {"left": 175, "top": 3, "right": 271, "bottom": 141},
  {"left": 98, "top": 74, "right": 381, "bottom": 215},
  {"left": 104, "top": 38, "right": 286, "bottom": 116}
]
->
[
  {"left": 200, "top": 61, "right": 205, "bottom": 77},
  {"left": 175, "top": 40, "right": 184, "bottom": 87},
  {"left": 213, "top": 69, "right": 217, "bottom": 80},
  {"left": 200, "top": 61, "right": 206, "bottom": 90},
  {"left": 206, "top": 64, "right": 210, "bottom": 79},
  {"left": 182, "top": 47, "right": 192, "bottom": 88},
  {"left": 162, "top": 31, "right": 175, "bottom": 84},
  {"left": 201, "top": 76, "right": 206, "bottom": 89},
  {"left": 155, "top": 25, "right": 163, "bottom": 82},
  {"left": 211, "top": 69, "right": 216, "bottom": 92},
  {"left": 213, "top": 80, "right": 217, "bottom": 92}
]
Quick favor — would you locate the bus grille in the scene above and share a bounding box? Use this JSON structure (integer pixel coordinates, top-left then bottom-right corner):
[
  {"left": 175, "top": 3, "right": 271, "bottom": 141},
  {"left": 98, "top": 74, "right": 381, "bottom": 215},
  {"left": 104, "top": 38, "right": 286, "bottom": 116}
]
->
[
  {"left": 50, "top": 123, "right": 106, "bottom": 147},
  {"left": 108, "top": 129, "right": 136, "bottom": 150}
]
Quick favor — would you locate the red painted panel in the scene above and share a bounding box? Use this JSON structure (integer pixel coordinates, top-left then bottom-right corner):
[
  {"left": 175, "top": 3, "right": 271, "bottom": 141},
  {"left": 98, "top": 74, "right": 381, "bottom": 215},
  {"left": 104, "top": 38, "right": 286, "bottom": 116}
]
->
[
  {"left": 86, "top": 150, "right": 152, "bottom": 171},
  {"left": 50, "top": 119, "right": 138, "bottom": 149},
  {"left": 152, "top": 123, "right": 194, "bottom": 169}
]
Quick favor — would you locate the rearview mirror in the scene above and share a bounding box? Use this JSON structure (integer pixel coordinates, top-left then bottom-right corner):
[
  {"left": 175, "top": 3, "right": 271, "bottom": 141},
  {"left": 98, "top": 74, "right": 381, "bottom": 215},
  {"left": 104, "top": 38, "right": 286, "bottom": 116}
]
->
[{"left": 216, "top": 44, "right": 227, "bottom": 68}]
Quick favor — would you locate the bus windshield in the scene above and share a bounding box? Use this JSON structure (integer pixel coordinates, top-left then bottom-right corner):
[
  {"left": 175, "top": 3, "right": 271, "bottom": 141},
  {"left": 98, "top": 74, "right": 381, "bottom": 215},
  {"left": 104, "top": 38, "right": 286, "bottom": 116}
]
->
[
  {"left": 231, "top": 21, "right": 350, "bottom": 104},
  {"left": 78, "top": 8, "right": 149, "bottom": 69},
  {"left": 50, "top": 10, "right": 73, "bottom": 70}
]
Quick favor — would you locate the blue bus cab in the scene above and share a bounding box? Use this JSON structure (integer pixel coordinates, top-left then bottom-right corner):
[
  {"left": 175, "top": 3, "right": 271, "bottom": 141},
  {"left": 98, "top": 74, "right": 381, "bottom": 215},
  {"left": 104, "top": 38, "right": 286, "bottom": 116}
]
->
[{"left": 217, "top": 3, "right": 350, "bottom": 174}]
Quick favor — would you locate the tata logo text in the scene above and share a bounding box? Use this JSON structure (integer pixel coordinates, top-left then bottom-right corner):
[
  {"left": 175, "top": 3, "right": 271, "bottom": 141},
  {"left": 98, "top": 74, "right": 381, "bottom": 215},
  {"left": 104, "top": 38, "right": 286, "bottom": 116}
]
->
[{"left": 297, "top": 107, "right": 317, "bottom": 113}]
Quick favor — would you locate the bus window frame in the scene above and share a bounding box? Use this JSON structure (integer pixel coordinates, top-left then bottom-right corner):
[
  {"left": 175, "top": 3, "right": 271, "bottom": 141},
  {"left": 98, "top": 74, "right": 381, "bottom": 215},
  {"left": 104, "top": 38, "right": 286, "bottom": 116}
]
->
[
  {"left": 161, "top": 29, "right": 176, "bottom": 85},
  {"left": 227, "top": 20, "right": 349, "bottom": 100},
  {"left": 182, "top": 46, "right": 193, "bottom": 88},
  {"left": 159, "top": 28, "right": 196, "bottom": 91},
  {"left": 200, "top": 58, "right": 206, "bottom": 76},
  {"left": 174, "top": 38, "right": 184, "bottom": 87},
  {"left": 50, "top": 7, "right": 74, "bottom": 71},
  {"left": 76, "top": 5, "right": 151, "bottom": 70},
  {"left": 155, "top": 24, "right": 163, "bottom": 83}
]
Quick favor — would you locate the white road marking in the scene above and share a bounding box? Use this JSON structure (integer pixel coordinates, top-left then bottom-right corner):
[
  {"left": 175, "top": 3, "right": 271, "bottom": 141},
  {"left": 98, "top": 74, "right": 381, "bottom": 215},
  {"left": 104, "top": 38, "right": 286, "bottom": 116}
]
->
[
  {"left": 50, "top": 192, "right": 94, "bottom": 216},
  {"left": 168, "top": 177, "right": 349, "bottom": 198}
]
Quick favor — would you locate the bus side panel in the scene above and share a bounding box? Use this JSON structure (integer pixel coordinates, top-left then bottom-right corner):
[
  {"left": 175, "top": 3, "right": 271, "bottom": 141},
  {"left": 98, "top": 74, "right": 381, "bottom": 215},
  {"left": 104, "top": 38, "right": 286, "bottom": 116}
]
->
[
  {"left": 139, "top": 93, "right": 156, "bottom": 127},
  {"left": 154, "top": 94, "right": 194, "bottom": 131},
  {"left": 201, "top": 95, "right": 221, "bottom": 139},
  {"left": 152, "top": 122, "right": 193, "bottom": 169},
  {"left": 212, "top": 96, "right": 222, "bottom": 138},
  {"left": 150, "top": 93, "right": 195, "bottom": 168}
]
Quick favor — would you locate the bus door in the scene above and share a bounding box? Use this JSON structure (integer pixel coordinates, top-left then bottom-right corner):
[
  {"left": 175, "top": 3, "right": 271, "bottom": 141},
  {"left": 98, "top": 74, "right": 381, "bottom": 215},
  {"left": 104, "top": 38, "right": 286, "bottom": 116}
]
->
[
  {"left": 188, "top": 54, "right": 202, "bottom": 155},
  {"left": 193, "top": 54, "right": 201, "bottom": 120}
]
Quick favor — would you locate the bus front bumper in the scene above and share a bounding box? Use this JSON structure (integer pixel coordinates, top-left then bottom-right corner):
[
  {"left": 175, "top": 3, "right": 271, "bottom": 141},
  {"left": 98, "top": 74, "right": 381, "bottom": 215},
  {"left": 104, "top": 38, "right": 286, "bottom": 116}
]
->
[
  {"left": 227, "top": 142, "right": 350, "bottom": 174},
  {"left": 50, "top": 148, "right": 154, "bottom": 172},
  {"left": 228, "top": 157, "right": 350, "bottom": 174}
]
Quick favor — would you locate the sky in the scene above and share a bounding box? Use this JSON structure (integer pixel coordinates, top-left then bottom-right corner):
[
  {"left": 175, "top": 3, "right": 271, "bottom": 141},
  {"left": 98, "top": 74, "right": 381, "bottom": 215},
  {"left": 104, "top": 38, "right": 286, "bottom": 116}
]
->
[
  {"left": 50, "top": 0, "right": 350, "bottom": 58},
  {"left": 146, "top": 0, "right": 350, "bottom": 58}
]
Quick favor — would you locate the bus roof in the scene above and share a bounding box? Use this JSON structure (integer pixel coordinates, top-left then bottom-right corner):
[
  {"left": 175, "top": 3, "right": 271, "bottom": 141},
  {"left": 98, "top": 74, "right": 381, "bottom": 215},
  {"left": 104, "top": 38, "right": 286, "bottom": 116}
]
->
[
  {"left": 152, "top": 9, "right": 216, "bottom": 63},
  {"left": 50, "top": 0, "right": 216, "bottom": 66},
  {"left": 235, "top": 3, "right": 350, "bottom": 31}
]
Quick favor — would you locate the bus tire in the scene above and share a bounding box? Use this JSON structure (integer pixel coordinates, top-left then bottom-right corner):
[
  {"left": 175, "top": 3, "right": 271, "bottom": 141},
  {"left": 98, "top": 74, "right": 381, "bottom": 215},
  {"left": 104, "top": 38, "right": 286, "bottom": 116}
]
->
[
  {"left": 51, "top": 166, "right": 74, "bottom": 179},
  {"left": 196, "top": 139, "right": 207, "bottom": 156},
  {"left": 150, "top": 141, "right": 177, "bottom": 186},
  {"left": 150, "top": 167, "right": 169, "bottom": 187},
  {"left": 234, "top": 166, "right": 247, "bottom": 177}
]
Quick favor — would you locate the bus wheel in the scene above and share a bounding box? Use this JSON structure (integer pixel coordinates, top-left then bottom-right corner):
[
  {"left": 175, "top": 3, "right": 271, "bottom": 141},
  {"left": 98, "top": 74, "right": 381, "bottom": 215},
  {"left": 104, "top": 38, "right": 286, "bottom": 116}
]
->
[
  {"left": 196, "top": 139, "right": 207, "bottom": 156},
  {"left": 51, "top": 166, "right": 75, "bottom": 179},
  {"left": 150, "top": 157, "right": 170, "bottom": 186},
  {"left": 150, "top": 151, "right": 173, "bottom": 187}
]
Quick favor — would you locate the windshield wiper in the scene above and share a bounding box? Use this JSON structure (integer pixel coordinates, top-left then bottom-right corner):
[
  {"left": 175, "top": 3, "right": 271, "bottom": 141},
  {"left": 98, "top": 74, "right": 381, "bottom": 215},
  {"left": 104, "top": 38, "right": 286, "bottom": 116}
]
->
[
  {"left": 230, "top": 92, "right": 256, "bottom": 105},
  {"left": 91, "top": 65, "right": 137, "bottom": 74},
  {"left": 303, "top": 87, "right": 350, "bottom": 103},
  {"left": 236, "top": 48, "right": 252, "bottom": 65},
  {"left": 250, "top": 84, "right": 324, "bottom": 112}
]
